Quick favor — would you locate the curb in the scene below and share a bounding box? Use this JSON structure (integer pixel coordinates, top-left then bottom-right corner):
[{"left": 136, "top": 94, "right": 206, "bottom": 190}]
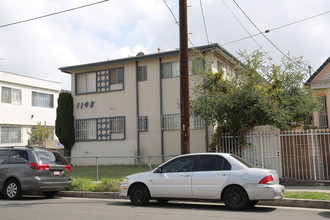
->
[{"left": 58, "top": 191, "right": 330, "bottom": 209}]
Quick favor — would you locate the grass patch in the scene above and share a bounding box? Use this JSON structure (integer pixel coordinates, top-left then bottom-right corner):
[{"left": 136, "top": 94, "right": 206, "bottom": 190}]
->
[
  {"left": 71, "top": 165, "right": 151, "bottom": 180},
  {"left": 285, "top": 191, "right": 330, "bottom": 201}
]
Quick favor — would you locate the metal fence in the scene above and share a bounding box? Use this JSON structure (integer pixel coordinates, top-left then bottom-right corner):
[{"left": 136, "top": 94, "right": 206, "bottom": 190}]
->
[{"left": 218, "top": 128, "right": 330, "bottom": 182}]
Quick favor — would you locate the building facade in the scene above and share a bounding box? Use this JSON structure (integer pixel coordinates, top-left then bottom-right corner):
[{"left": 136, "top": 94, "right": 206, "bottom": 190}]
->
[
  {"left": 306, "top": 57, "right": 330, "bottom": 129},
  {"left": 60, "top": 44, "right": 242, "bottom": 162},
  {"left": 0, "top": 71, "right": 61, "bottom": 147}
]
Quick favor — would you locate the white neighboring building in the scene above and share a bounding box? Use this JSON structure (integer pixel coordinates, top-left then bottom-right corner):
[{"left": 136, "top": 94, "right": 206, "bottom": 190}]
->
[
  {"left": 0, "top": 71, "right": 61, "bottom": 147},
  {"left": 60, "top": 44, "right": 242, "bottom": 164}
]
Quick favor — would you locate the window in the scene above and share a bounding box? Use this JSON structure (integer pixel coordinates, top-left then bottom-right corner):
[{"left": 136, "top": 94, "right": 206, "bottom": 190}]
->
[
  {"left": 161, "top": 155, "right": 197, "bottom": 173},
  {"left": 75, "top": 116, "right": 125, "bottom": 141},
  {"left": 76, "top": 72, "right": 96, "bottom": 94},
  {"left": 1, "top": 87, "right": 21, "bottom": 105},
  {"left": 110, "top": 68, "right": 124, "bottom": 85},
  {"left": 9, "top": 150, "right": 29, "bottom": 164},
  {"left": 319, "top": 96, "right": 329, "bottom": 129},
  {"left": 162, "top": 114, "right": 180, "bottom": 131},
  {"left": 197, "top": 155, "right": 231, "bottom": 171},
  {"left": 217, "top": 61, "right": 227, "bottom": 78},
  {"left": 0, "top": 150, "right": 9, "bottom": 164},
  {"left": 138, "top": 116, "right": 148, "bottom": 132},
  {"left": 138, "top": 66, "right": 147, "bottom": 82},
  {"left": 162, "top": 61, "right": 180, "bottom": 78},
  {"left": 1, "top": 126, "right": 21, "bottom": 144},
  {"left": 32, "top": 92, "right": 54, "bottom": 108},
  {"left": 162, "top": 114, "right": 205, "bottom": 131}
]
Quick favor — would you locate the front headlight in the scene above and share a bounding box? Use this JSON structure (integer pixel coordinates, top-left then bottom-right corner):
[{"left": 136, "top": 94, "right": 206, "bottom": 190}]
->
[{"left": 122, "top": 178, "right": 129, "bottom": 184}]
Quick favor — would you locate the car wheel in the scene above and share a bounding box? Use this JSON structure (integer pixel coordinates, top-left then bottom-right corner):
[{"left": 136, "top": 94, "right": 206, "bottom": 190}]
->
[
  {"left": 129, "top": 184, "right": 150, "bottom": 206},
  {"left": 43, "top": 191, "right": 59, "bottom": 198},
  {"left": 248, "top": 200, "right": 259, "bottom": 207},
  {"left": 223, "top": 186, "right": 248, "bottom": 210},
  {"left": 3, "top": 179, "right": 22, "bottom": 200}
]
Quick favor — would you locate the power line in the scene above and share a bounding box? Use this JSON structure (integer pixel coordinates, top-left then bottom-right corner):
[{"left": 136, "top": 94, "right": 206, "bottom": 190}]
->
[
  {"left": 222, "top": 0, "right": 277, "bottom": 65},
  {"left": 162, "top": 0, "right": 195, "bottom": 47},
  {"left": 0, "top": 0, "right": 109, "bottom": 28},
  {"left": 199, "top": 0, "right": 210, "bottom": 44},
  {"left": 232, "top": 0, "right": 287, "bottom": 58},
  {"left": 222, "top": 10, "right": 330, "bottom": 46}
]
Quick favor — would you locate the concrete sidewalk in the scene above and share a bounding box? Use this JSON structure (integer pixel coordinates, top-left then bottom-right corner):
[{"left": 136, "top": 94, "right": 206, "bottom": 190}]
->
[{"left": 58, "top": 185, "right": 330, "bottom": 209}]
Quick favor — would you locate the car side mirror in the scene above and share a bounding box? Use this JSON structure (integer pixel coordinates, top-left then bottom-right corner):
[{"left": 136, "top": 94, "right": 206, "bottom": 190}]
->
[{"left": 154, "top": 167, "right": 163, "bottom": 173}]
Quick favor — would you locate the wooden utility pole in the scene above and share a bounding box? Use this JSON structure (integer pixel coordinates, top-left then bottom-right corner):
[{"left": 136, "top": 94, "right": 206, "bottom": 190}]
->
[{"left": 179, "top": 0, "right": 190, "bottom": 154}]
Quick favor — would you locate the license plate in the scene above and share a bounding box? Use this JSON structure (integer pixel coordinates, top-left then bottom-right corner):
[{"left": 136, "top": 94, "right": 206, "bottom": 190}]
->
[{"left": 53, "top": 171, "right": 61, "bottom": 176}]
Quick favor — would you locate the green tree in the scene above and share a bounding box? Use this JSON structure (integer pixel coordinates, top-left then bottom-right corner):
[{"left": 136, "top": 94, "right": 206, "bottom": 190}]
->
[
  {"left": 27, "top": 122, "right": 51, "bottom": 147},
  {"left": 55, "top": 92, "right": 75, "bottom": 156},
  {"left": 190, "top": 50, "right": 321, "bottom": 139}
]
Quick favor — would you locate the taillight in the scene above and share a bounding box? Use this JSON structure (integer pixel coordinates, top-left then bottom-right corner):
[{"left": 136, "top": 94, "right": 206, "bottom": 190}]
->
[
  {"left": 29, "top": 163, "right": 50, "bottom": 170},
  {"left": 259, "top": 175, "right": 274, "bottom": 184},
  {"left": 65, "top": 164, "right": 72, "bottom": 171}
]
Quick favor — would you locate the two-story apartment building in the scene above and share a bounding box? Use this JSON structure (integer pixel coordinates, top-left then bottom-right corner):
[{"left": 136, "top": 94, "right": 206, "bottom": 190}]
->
[
  {"left": 0, "top": 71, "right": 60, "bottom": 147},
  {"left": 60, "top": 43, "right": 242, "bottom": 162}
]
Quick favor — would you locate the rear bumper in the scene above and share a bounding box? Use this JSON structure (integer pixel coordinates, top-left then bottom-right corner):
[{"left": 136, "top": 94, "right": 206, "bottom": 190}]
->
[
  {"left": 246, "top": 184, "right": 285, "bottom": 200},
  {"left": 22, "top": 176, "right": 72, "bottom": 192}
]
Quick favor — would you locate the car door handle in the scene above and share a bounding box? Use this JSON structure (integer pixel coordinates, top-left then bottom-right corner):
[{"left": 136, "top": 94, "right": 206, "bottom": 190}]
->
[
  {"left": 181, "top": 174, "right": 191, "bottom": 177},
  {"left": 218, "top": 173, "right": 228, "bottom": 176}
]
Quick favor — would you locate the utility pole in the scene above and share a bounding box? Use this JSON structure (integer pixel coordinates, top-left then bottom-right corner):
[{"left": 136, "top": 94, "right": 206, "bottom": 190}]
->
[{"left": 179, "top": 0, "right": 190, "bottom": 154}]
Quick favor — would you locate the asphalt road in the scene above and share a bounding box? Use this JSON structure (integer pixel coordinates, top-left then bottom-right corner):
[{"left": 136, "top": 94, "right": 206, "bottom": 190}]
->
[{"left": 0, "top": 196, "right": 329, "bottom": 220}]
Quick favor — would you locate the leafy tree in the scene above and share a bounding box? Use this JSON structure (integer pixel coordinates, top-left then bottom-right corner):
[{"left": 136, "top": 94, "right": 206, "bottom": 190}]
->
[
  {"left": 55, "top": 92, "right": 75, "bottom": 156},
  {"left": 190, "top": 50, "right": 321, "bottom": 139},
  {"left": 27, "top": 122, "right": 51, "bottom": 147}
]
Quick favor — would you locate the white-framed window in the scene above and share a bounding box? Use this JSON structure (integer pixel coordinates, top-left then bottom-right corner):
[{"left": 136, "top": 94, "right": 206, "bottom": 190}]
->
[
  {"left": 1, "top": 86, "right": 21, "bottom": 105},
  {"left": 162, "top": 61, "right": 180, "bottom": 79},
  {"left": 32, "top": 92, "right": 54, "bottom": 108},
  {"left": 76, "top": 72, "right": 97, "bottom": 94},
  {"left": 138, "top": 116, "right": 148, "bottom": 132},
  {"left": 138, "top": 66, "right": 147, "bottom": 82},
  {"left": 217, "top": 61, "right": 227, "bottom": 78},
  {"left": 75, "top": 116, "right": 125, "bottom": 141},
  {"left": 1, "top": 126, "right": 21, "bottom": 143}
]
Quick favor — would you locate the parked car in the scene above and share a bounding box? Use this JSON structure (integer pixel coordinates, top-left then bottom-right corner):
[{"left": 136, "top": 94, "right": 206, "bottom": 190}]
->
[
  {"left": 0, "top": 146, "right": 72, "bottom": 200},
  {"left": 120, "top": 153, "right": 284, "bottom": 210}
]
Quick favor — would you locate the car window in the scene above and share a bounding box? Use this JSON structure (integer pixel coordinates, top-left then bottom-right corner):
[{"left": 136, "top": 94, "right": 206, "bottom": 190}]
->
[
  {"left": 197, "top": 155, "right": 231, "bottom": 171},
  {"left": 36, "top": 150, "right": 69, "bottom": 165},
  {"left": 161, "top": 156, "right": 196, "bottom": 173},
  {"left": 0, "top": 150, "right": 9, "bottom": 164},
  {"left": 230, "top": 154, "right": 256, "bottom": 168},
  {"left": 9, "top": 150, "right": 29, "bottom": 163}
]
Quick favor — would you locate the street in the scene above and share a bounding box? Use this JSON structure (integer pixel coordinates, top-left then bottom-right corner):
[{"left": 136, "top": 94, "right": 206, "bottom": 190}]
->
[{"left": 0, "top": 196, "right": 329, "bottom": 220}]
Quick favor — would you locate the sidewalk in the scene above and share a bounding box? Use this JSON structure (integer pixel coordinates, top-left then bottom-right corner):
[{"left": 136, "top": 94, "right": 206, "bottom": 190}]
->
[{"left": 58, "top": 185, "right": 330, "bottom": 209}]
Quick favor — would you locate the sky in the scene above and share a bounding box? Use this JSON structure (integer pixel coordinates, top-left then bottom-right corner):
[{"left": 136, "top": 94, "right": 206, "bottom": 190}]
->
[{"left": 0, "top": 0, "right": 329, "bottom": 90}]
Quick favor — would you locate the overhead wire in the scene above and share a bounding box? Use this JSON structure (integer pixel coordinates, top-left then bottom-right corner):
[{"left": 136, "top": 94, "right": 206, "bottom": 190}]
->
[
  {"left": 221, "top": 10, "right": 330, "bottom": 46},
  {"left": 199, "top": 0, "right": 210, "bottom": 45},
  {"left": 0, "top": 0, "right": 110, "bottom": 28},
  {"left": 162, "top": 0, "right": 195, "bottom": 47}
]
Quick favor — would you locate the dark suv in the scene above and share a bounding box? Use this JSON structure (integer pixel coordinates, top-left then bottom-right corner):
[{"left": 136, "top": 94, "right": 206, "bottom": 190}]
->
[{"left": 0, "top": 146, "right": 72, "bottom": 200}]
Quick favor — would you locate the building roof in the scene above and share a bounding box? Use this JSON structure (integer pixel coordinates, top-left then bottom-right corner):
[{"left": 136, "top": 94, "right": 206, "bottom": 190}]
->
[
  {"left": 59, "top": 43, "right": 242, "bottom": 74},
  {"left": 306, "top": 56, "right": 330, "bottom": 84}
]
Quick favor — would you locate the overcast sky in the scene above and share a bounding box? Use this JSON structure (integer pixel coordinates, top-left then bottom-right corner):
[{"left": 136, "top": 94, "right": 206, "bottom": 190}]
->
[{"left": 0, "top": 0, "right": 329, "bottom": 90}]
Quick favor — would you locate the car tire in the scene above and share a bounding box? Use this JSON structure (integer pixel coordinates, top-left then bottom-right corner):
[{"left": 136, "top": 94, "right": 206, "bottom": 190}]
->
[
  {"left": 3, "top": 179, "right": 22, "bottom": 200},
  {"left": 129, "top": 184, "right": 150, "bottom": 206},
  {"left": 223, "top": 186, "right": 249, "bottom": 210},
  {"left": 43, "top": 191, "right": 59, "bottom": 198}
]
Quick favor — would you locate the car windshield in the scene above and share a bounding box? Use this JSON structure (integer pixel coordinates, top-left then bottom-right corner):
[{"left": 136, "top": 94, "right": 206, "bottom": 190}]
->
[
  {"left": 230, "top": 154, "right": 256, "bottom": 168},
  {"left": 36, "top": 150, "right": 69, "bottom": 165}
]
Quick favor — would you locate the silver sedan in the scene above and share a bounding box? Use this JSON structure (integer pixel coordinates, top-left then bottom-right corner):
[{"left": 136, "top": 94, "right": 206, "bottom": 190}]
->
[{"left": 120, "top": 153, "right": 285, "bottom": 210}]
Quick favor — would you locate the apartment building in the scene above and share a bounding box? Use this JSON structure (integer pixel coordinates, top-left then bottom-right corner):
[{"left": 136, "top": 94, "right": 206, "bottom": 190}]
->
[
  {"left": 0, "top": 71, "right": 60, "bottom": 147},
  {"left": 60, "top": 43, "right": 242, "bottom": 161}
]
